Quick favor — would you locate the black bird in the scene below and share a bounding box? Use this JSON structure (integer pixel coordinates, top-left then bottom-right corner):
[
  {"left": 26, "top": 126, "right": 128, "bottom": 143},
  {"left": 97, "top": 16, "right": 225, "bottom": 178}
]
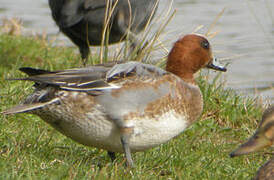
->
[{"left": 48, "top": 0, "right": 159, "bottom": 64}]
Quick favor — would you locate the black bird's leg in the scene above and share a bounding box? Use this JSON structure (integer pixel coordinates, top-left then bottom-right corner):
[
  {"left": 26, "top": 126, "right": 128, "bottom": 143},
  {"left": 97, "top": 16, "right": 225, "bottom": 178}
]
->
[
  {"left": 79, "top": 45, "right": 90, "bottom": 66},
  {"left": 116, "top": 10, "right": 141, "bottom": 55},
  {"left": 107, "top": 151, "right": 116, "bottom": 162}
]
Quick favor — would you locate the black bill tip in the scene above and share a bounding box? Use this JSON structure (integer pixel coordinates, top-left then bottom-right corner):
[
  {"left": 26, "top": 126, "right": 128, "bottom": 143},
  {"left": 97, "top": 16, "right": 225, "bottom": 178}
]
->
[{"left": 206, "top": 63, "right": 227, "bottom": 72}]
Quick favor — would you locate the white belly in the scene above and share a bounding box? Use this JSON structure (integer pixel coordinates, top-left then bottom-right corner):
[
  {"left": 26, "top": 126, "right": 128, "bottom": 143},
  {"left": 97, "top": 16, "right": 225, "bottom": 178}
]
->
[
  {"left": 130, "top": 110, "right": 188, "bottom": 151},
  {"left": 40, "top": 107, "right": 188, "bottom": 153}
]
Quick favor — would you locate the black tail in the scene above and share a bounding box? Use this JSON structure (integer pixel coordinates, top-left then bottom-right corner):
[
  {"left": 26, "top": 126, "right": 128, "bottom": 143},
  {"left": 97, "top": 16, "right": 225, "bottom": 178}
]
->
[{"left": 19, "top": 67, "right": 54, "bottom": 76}]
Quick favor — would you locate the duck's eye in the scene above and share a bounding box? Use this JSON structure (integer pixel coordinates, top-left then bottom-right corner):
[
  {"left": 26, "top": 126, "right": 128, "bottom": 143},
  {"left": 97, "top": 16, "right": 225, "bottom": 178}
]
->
[{"left": 201, "top": 40, "right": 210, "bottom": 49}]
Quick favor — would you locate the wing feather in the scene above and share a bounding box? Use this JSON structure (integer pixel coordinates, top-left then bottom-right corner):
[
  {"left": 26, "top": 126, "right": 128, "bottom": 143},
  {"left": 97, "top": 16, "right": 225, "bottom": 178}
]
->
[{"left": 10, "top": 61, "right": 167, "bottom": 92}]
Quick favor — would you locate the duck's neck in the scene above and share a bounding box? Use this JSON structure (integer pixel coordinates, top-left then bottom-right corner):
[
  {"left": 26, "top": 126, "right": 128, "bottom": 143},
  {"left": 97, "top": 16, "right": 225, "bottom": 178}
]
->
[{"left": 167, "top": 68, "right": 196, "bottom": 84}]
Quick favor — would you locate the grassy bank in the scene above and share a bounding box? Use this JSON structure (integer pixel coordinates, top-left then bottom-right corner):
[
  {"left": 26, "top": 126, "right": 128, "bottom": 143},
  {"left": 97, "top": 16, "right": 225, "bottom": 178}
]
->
[{"left": 0, "top": 33, "right": 271, "bottom": 179}]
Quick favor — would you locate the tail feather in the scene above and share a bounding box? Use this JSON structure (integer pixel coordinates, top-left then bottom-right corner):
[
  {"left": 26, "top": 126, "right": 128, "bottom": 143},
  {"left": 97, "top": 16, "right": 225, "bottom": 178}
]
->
[{"left": 2, "top": 98, "right": 60, "bottom": 115}]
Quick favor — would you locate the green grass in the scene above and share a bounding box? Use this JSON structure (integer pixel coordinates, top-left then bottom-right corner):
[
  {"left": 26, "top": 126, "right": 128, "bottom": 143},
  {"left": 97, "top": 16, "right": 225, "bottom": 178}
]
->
[{"left": 0, "top": 33, "right": 271, "bottom": 180}]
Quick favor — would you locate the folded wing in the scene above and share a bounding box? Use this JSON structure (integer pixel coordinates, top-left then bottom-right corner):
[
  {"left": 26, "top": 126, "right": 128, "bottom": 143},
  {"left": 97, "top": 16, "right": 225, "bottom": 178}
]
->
[{"left": 13, "top": 61, "right": 167, "bottom": 92}]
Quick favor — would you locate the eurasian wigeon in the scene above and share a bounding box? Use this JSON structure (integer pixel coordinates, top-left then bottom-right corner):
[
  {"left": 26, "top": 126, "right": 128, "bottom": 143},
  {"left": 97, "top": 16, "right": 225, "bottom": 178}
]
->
[
  {"left": 230, "top": 106, "right": 274, "bottom": 180},
  {"left": 3, "top": 34, "right": 227, "bottom": 167},
  {"left": 48, "top": 0, "right": 159, "bottom": 64}
]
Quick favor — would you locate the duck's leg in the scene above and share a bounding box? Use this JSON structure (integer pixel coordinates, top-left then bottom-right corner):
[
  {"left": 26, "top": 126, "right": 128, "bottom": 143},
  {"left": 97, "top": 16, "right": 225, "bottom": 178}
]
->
[
  {"left": 107, "top": 151, "right": 116, "bottom": 162},
  {"left": 120, "top": 127, "right": 134, "bottom": 167}
]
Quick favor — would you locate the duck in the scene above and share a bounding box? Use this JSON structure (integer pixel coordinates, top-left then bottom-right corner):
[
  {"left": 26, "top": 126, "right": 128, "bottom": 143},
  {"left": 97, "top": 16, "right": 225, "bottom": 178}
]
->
[
  {"left": 48, "top": 0, "right": 159, "bottom": 64},
  {"left": 230, "top": 106, "right": 274, "bottom": 180},
  {"left": 3, "top": 34, "right": 227, "bottom": 167}
]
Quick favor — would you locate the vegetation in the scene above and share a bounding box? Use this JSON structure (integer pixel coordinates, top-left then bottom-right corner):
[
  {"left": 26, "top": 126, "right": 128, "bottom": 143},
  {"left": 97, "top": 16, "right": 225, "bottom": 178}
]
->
[{"left": 0, "top": 26, "right": 272, "bottom": 179}]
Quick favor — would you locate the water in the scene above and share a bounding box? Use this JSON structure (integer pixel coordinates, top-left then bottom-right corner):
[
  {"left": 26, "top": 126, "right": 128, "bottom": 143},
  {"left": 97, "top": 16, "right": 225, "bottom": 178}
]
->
[{"left": 0, "top": 0, "right": 273, "bottom": 103}]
